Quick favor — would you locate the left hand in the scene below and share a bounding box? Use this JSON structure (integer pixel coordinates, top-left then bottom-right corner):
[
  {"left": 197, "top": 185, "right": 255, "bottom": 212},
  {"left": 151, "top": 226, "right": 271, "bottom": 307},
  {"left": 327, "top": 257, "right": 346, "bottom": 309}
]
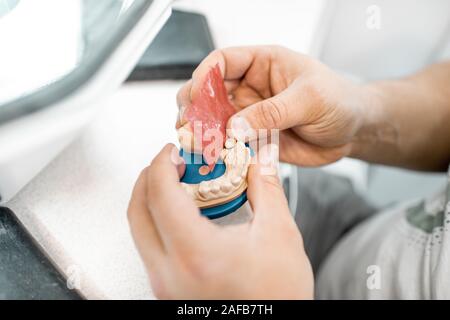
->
[{"left": 127, "top": 144, "right": 313, "bottom": 299}]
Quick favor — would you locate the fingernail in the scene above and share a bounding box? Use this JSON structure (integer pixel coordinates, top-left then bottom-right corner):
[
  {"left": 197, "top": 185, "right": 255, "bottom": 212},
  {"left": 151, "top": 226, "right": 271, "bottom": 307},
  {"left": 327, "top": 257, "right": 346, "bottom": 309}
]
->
[
  {"left": 258, "top": 144, "right": 279, "bottom": 176},
  {"left": 230, "top": 116, "right": 251, "bottom": 141},
  {"left": 170, "top": 145, "right": 185, "bottom": 166}
]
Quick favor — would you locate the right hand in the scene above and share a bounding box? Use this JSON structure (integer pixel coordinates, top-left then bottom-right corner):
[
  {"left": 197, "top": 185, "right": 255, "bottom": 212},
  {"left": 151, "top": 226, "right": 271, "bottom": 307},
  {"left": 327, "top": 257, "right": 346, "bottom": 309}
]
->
[{"left": 177, "top": 45, "right": 371, "bottom": 166}]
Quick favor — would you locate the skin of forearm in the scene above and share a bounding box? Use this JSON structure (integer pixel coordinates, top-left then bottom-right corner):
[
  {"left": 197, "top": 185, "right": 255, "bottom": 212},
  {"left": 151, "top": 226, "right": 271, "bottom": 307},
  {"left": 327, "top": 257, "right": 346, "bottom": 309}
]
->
[{"left": 350, "top": 61, "right": 450, "bottom": 171}]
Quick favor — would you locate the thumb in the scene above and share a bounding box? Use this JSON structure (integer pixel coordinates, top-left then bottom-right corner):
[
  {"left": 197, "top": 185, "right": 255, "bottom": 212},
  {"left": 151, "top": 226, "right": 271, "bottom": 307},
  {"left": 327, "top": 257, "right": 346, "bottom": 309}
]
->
[
  {"left": 246, "top": 144, "right": 291, "bottom": 223},
  {"left": 228, "top": 90, "right": 297, "bottom": 141}
]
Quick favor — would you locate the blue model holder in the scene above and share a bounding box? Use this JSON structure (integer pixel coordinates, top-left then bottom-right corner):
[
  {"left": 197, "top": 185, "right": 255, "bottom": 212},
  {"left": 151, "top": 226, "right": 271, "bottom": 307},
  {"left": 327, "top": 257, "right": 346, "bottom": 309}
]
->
[{"left": 179, "top": 149, "right": 247, "bottom": 219}]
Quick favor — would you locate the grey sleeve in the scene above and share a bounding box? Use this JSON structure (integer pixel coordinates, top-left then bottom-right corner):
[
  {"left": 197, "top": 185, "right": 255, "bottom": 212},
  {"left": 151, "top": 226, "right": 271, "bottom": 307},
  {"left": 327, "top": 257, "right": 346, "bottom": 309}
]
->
[{"left": 289, "top": 168, "right": 377, "bottom": 272}]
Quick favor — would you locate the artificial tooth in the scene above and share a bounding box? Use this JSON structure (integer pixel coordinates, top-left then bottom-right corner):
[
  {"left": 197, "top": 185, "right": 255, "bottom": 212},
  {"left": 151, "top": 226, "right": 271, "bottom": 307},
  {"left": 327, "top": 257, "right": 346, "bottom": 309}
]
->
[
  {"left": 236, "top": 141, "right": 246, "bottom": 149},
  {"left": 225, "top": 138, "right": 236, "bottom": 149},
  {"left": 220, "top": 179, "right": 232, "bottom": 192},
  {"left": 211, "top": 181, "right": 220, "bottom": 193},
  {"left": 199, "top": 181, "right": 210, "bottom": 197},
  {"left": 231, "top": 176, "right": 242, "bottom": 186},
  {"left": 220, "top": 149, "right": 228, "bottom": 160}
]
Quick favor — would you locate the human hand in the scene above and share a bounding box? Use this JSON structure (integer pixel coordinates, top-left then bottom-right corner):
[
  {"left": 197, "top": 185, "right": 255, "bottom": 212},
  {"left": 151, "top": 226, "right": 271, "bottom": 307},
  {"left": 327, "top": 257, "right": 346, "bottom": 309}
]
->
[
  {"left": 127, "top": 144, "right": 313, "bottom": 299},
  {"left": 177, "top": 46, "right": 370, "bottom": 166}
]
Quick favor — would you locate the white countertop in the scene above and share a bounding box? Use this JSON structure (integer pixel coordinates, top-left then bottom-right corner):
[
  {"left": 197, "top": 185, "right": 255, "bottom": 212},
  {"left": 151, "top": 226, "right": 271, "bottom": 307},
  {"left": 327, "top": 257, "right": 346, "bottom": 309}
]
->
[{"left": 7, "top": 0, "right": 330, "bottom": 299}]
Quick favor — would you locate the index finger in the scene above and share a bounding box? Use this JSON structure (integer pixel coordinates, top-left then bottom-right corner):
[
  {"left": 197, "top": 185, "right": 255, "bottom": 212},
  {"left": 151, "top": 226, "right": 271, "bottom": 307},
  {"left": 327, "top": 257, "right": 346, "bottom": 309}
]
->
[{"left": 190, "top": 46, "right": 260, "bottom": 100}]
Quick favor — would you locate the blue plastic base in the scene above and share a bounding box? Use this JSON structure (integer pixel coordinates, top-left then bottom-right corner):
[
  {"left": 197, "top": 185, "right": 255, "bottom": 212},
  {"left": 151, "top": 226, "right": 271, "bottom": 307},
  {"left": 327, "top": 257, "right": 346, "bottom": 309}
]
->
[
  {"left": 179, "top": 149, "right": 247, "bottom": 219},
  {"left": 200, "top": 192, "right": 247, "bottom": 219}
]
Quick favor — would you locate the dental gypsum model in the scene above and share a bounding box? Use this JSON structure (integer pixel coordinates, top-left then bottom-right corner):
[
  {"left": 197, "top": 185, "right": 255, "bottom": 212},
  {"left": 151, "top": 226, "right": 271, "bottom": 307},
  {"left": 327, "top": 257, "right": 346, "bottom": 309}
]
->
[
  {"left": 177, "top": 64, "right": 251, "bottom": 218},
  {"left": 181, "top": 138, "right": 251, "bottom": 207}
]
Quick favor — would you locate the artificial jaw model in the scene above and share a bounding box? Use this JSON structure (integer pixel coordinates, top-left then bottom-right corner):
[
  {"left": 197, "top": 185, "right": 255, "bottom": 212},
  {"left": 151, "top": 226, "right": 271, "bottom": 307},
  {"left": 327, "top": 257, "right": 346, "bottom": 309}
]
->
[
  {"left": 179, "top": 137, "right": 251, "bottom": 208},
  {"left": 177, "top": 64, "right": 251, "bottom": 209}
]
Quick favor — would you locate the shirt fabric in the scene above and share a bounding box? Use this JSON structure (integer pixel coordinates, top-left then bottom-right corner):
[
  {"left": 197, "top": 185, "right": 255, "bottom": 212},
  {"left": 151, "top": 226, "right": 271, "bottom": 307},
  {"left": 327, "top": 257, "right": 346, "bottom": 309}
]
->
[{"left": 315, "top": 168, "right": 450, "bottom": 299}]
